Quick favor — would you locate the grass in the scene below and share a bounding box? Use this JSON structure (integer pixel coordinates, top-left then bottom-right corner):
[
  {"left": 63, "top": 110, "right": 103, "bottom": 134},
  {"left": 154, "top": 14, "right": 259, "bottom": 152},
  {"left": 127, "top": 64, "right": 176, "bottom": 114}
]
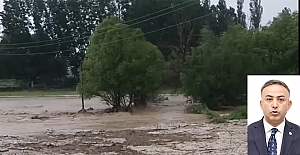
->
[
  {"left": 0, "top": 89, "right": 78, "bottom": 97},
  {"left": 185, "top": 103, "right": 247, "bottom": 123},
  {"left": 206, "top": 110, "right": 228, "bottom": 123},
  {"left": 0, "top": 88, "right": 180, "bottom": 97},
  {"left": 228, "top": 105, "right": 247, "bottom": 120}
]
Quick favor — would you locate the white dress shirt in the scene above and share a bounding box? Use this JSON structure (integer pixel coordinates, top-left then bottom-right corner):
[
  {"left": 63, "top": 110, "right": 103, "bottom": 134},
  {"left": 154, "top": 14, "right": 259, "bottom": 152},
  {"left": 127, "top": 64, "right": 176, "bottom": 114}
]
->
[{"left": 263, "top": 118, "right": 285, "bottom": 155}]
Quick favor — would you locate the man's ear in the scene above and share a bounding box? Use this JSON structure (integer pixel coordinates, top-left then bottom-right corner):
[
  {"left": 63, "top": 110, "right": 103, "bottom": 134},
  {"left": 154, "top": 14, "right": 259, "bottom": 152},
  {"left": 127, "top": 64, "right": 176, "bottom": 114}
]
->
[
  {"left": 260, "top": 100, "right": 263, "bottom": 109},
  {"left": 288, "top": 100, "right": 292, "bottom": 110}
]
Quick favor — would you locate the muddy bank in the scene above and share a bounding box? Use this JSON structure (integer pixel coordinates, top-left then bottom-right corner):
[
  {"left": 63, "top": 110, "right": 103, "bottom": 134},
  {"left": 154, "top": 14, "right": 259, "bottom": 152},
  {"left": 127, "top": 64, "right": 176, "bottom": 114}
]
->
[{"left": 0, "top": 120, "right": 247, "bottom": 155}]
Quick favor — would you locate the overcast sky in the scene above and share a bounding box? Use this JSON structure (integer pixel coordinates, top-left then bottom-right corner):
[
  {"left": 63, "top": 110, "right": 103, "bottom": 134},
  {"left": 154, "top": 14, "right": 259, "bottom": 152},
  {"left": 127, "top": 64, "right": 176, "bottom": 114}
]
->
[
  {"left": 210, "top": 0, "right": 298, "bottom": 26},
  {"left": 0, "top": 0, "right": 298, "bottom": 26}
]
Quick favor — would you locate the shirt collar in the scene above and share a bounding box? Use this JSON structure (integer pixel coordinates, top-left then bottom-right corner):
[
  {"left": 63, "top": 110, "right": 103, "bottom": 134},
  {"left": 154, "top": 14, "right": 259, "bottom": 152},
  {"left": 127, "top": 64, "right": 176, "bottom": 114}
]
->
[{"left": 263, "top": 117, "right": 285, "bottom": 133}]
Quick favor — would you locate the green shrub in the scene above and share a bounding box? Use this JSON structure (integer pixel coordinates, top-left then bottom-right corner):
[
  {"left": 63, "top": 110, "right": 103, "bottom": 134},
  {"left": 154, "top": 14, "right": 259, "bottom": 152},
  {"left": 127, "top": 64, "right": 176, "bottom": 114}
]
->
[
  {"left": 185, "top": 103, "right": 228, "bottom": 123},
  {"left": 228, "top": 106, "right": 247, "bottom": 120},
  {"left": 185, "top": 103, "right": 209, "bottom": 114}
]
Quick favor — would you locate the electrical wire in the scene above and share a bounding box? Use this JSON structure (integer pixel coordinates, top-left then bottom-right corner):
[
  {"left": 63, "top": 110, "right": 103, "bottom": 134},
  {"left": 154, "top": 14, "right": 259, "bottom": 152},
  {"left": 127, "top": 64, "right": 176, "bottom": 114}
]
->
[
  {"left": 0, "top": 9, "right": 226, "bottom": 56},
  {"left": 0, "top": 0, "right": 199, "bottom": 49},
  {"left": 0, "top": 49, "right": 70, "bottom": 55},
  {"left": 0, "top": 38, "right": 84, "bottom": 50},
  {"left": 95, "top": 9, "right": 226, "bottom": 46},
  {"left": 0, "top": 0, "right": 197, "bottom": 46}
]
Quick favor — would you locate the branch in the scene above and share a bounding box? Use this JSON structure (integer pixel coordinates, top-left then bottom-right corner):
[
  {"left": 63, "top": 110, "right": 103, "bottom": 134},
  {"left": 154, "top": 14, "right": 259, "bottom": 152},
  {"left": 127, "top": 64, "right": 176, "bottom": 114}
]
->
[
  {"left": 224, "top": 126, "right": 234, "bottom": 153},
  {"left": 186, "top": 24, "right": 194, "bottom": 46}
]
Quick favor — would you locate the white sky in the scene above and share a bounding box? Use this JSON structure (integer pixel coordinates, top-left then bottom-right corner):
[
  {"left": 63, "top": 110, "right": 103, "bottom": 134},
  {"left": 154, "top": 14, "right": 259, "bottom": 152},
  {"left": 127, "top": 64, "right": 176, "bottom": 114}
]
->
[
  {"left": 0, "top": 0, "right": 298, "bottom": 26},
  {"left": 247, "top": 75, "right": 300, "bottom": 126},
  {"left": 211, "top": 0, "right": 298, "bottom": 26}
]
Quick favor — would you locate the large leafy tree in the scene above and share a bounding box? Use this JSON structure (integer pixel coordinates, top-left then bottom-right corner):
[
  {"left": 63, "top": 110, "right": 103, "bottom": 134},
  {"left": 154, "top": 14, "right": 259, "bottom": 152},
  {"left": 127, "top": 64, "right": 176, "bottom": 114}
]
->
[
  {"left": 262, "top": 9, "right": 298, "bottom": 74},
  {"left": 79, "top": 16, "right": 164, "bottom": 111},
  {"left": 0, "top": 0, "right": 32, "bottom": 81},
  {"left": 124, "top": 0, "right": 206, "bottom": 89},
  {"left": 182, "top": 25, "right": 267, "bottom": 110},
  {"left": 182, "top": 10, "right": 298, "bottom": 110},
  {"left": 0, "top": 0, "right": 113, "bottom": 86},
  {"left": 0, "top": 0, "right": 69, "bottom": 84}
]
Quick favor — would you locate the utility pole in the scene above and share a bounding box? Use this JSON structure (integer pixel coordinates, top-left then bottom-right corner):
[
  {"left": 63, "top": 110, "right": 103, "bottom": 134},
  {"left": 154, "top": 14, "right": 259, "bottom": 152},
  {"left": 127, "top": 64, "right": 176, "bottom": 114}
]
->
[{"left": 79, "top": 60, "right": 86, "bottom": 112}]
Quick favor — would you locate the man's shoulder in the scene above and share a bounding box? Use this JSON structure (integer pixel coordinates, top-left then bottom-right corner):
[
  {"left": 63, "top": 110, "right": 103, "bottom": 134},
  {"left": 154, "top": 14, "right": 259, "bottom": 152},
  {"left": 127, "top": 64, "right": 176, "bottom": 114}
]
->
[
  {"left": 248, "top": 119, "right": 263, "bottom": 131},
  {"left": 286, "top": 120, "right": 300, "bottom": 131}
]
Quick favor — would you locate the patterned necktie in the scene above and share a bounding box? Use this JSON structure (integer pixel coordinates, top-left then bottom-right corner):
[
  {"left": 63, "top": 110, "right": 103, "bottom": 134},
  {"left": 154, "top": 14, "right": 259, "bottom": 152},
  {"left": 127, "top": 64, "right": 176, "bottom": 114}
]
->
[{"left": 268, "top": 128, "right": 278, "bottom": 155}]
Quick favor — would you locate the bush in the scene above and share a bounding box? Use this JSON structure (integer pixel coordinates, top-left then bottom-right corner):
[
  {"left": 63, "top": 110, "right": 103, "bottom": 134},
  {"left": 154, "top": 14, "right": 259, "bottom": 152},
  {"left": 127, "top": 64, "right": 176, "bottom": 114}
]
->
[
  {"left": 228, "top": 106, "right": 247, "bottom": 119},
  {"left": 185, "top": 103, "right": 209, "bottom": 114},
  {"left": 205, "top": 109, "right": 227, "bottom": 123},
  {"left": 185, "top": 103, "right": 228, "bottom": 123}
]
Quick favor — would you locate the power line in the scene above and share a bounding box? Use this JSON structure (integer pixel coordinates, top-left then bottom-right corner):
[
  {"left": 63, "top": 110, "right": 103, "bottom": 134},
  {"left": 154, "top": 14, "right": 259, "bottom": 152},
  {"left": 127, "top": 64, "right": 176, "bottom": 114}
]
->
[
  {"left": 0, "top": 0, "right": 199, "bottom": 50},
  {"left": 0, "top": 49, "right": 70, "bottom": 55},
  {"left": 0, "top": 38, "right": 83, "bottom": 50},
  {"left": 0, "top": 0, "right": 199, "bottom": 49},
  {"left": 0, "top": 0, "right": 196, "bottom": 46},
  {"left": 120, "top": 0, "right": 195, "bottom": 24},
  {"left": 0, "top": 9, "right": 226, "bottom": 56},
  {"left": 96, "top": 9, "right": 226, "bottom": 46},
  {"left": 95, "top": 1, "right": 200, "bottom": 38}
]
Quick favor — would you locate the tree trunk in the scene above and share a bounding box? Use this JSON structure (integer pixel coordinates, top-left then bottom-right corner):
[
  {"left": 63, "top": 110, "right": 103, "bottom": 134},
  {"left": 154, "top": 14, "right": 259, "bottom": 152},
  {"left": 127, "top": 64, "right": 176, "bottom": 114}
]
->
[{"left": 134, "top": 93, "right": 147, "bottom": 109}]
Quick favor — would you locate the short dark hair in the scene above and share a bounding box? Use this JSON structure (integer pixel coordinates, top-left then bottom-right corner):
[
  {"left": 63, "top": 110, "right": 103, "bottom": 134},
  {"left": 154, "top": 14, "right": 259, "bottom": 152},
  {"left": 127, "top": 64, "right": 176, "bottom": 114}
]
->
[{"left": 261, "top": 79, "right": 290, "bottom": 95}]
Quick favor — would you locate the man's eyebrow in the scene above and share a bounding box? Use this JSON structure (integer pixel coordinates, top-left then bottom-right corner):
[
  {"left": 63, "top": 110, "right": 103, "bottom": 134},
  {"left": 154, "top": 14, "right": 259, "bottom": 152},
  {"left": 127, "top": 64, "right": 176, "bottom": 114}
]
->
[
  {"left": 265, "top": 95, "right": 286, "bottom": 98},
  {"left": 277, "top": 95, "right": 286, "bottom": 98}
]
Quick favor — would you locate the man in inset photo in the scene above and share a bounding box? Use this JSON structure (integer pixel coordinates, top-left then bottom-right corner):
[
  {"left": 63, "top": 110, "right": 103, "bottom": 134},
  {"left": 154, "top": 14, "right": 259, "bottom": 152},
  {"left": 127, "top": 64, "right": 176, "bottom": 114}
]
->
[{"left": 248, "top": 79, "right": 300, "bottom": 155}]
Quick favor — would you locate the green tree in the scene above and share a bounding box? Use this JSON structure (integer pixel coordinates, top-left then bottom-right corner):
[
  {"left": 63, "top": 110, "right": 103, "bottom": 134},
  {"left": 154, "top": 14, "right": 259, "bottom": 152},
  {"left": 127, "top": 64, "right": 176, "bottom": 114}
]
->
[
  {"left": 182, "top": 8, "right": 298, "bottom": 111},
  {"left": 182, "top": 25, "right": 268, "bottom": 110},
  {"left": 216, "top": 0, "right": 233, "bottom": 35},
  {"left": 236, "top": 0, "right": 247, "bottom": 28},
  {"left": 261, "top": 9, "right": 298, "bottom": 74},
  {"left": 0, "top": 0, "right": 114, "bottom": 87},
  {"left": 0, "top": 0, "right": 32, "bottom": 81},
  {"left": 79, "top": 16, "right": 164, "bottom": 111},
  {"left": 65, "top": 0, "right": 114, "bottom": 78},
  {"left": 249, "top": 0, "right": 263, "bottom": 29},
  {"left": 26, "top": 0, "right": 67, "bottom": 85},
  {"left": 124, "top": 0, "right": 205, "bottom": 89}
]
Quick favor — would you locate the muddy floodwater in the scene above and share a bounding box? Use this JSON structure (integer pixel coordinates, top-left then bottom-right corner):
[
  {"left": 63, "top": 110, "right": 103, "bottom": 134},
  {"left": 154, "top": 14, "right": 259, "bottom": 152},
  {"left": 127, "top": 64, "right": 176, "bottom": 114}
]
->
[{"left": 0, "top": 95, "right": 247, "bottom": 154}]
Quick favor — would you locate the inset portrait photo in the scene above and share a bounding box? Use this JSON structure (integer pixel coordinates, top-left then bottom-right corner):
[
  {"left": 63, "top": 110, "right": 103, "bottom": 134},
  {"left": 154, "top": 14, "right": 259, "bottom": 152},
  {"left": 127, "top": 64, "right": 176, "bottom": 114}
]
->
[{"left": 247, "top": 75, "right": 300, "bottom": 155}]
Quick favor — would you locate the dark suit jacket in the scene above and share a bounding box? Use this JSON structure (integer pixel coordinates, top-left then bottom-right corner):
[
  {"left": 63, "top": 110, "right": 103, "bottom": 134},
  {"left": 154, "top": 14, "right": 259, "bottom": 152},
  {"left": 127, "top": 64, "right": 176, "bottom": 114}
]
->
[{"left": 248, "top": 117, "right": 300, "bottom": 155}]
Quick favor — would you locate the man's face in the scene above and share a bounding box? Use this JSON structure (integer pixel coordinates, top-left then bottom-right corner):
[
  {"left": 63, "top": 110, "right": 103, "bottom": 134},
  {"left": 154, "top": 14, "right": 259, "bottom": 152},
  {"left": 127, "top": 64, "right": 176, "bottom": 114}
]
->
[{"left": 260, "top": 84, "right": 292, "bottom": 126}]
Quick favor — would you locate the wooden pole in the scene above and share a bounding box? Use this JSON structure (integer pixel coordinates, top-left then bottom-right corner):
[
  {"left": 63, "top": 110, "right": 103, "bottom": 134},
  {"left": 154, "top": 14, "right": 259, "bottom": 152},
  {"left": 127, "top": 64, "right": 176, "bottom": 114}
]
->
[{"left": 80, "top": 61, "right": 85, "bottom": 112}]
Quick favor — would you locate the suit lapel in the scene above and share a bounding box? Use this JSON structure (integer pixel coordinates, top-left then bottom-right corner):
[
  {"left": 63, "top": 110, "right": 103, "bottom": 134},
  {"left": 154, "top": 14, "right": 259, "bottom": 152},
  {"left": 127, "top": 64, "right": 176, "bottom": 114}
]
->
[
  {"left": 280, "top": 120, "right": 294, "bottom": 155},
  {"left": 253, "top": 119, "right": 268, "bottom": 155}
]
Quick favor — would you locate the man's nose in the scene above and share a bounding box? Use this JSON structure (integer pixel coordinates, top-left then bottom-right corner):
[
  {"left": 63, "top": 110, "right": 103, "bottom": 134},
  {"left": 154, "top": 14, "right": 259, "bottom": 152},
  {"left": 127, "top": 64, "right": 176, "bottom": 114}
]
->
[{"left": 272, "top": 100, "right": 279, "bottom": 108}]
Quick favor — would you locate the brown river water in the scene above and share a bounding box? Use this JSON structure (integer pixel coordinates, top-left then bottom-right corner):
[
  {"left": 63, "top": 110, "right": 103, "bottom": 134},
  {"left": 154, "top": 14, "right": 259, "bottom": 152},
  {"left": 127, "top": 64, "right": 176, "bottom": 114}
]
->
[
  {"left": 0, "top": 95, "right": 247, "bottom": 155},
  {"left": 0, "top": 95, "right": 207, "bottom": 136}
]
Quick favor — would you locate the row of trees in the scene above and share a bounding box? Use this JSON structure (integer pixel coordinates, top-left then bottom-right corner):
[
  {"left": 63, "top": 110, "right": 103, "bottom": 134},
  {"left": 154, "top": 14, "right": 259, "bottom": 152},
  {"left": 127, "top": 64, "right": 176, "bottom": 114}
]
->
[
  {"left": 0, "top": 0, "right": 298, "bottom": 110},
  {"left": 183, "top": 10, "right": 298, "bottom": 109},
  {"left": 0, "top": 0, "right": 261, "bottom": 87},
  {"left": 80, "top": 10, "right": 298, "bottom": 110}
]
